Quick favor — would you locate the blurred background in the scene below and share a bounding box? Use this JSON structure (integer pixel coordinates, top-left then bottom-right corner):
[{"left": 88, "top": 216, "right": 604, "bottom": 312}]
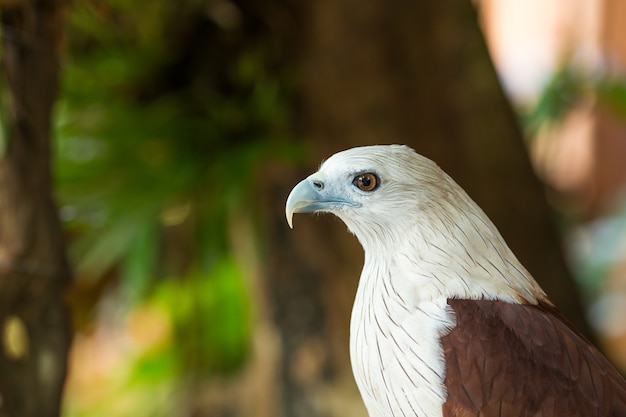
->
[{"left": 1, "top": 0, "right": 625, "bottom": 416}]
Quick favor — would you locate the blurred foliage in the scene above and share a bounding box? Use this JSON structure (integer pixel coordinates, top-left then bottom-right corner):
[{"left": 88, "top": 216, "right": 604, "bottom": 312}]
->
[
  {"left": 522, "top": 61, "right": 626, "bottom": 298},
  {"left": 596, "top": 77, "right": 626, "bottom": 118},
  {"left": 569, "top": 203, "right": 626, "bottom": 299},
  {"left": 522, "top": 63, "right": 590, "bottom": 133},
  {"left": 56, "top": 0, "right": 297, "bottom": 415},
  {"left": 63, "top": 258, "right": 250, "bottom": 417},
  {"left": 524, "top": 60, "right": 626, "bottom": 134},
  {"left": 157, "top": 258, "right": 251, "bottom": 375}
]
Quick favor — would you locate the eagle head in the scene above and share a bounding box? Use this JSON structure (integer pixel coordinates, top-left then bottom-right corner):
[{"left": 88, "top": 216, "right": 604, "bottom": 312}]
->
[{"left": 286, "top": 145, "right": 452, "bottom": 245}]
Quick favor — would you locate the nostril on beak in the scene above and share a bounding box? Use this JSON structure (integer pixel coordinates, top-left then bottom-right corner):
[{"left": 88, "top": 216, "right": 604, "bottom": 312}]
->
[{"left": 312, "top": 180, "right": 324, "bottom": 190}]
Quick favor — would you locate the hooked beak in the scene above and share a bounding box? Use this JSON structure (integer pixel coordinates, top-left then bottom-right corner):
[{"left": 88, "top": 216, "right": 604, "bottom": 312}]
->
[{"left": 285, "top": 173, "right": 357, "bottom": 228}]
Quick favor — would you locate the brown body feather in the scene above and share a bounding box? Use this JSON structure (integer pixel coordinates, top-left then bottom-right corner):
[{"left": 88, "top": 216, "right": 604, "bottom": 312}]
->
[{"left": 442, "top": 299, "right": 626, "bottom": 417}]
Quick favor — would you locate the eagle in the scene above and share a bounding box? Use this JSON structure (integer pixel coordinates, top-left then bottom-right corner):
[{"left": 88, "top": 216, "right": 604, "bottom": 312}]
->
[{"left": 285, "top": 145, "right": 626, "bottom": 417}]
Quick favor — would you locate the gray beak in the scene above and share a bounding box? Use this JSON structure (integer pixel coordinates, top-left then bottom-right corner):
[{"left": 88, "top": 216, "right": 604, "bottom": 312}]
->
[{"left": 285, "top": 173, "right": 357, "bottom": 228}]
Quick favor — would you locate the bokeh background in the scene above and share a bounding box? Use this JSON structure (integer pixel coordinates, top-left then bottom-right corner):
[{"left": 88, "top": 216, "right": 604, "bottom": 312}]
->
[{"left": 1, "top": 1, "right": 625, "bottom": 416}]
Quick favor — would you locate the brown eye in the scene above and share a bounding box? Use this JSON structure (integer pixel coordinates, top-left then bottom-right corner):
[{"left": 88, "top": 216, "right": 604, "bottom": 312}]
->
[{"left": 353, "top": 173, "right": 379, "bottom": 191}]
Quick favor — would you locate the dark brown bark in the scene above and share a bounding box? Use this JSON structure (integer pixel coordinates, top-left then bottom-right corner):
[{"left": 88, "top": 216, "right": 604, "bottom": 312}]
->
[
  {"left": 0, "top": 1, "right": 72, "bottom": 417},
  {"left": 263, "top": 0, "right": 592, "bottom": 416}
]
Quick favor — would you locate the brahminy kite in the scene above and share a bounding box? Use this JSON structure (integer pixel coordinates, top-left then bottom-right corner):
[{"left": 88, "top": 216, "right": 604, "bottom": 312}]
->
[{"left": 285, "top": 144, "right": 626, "bottom": 417}]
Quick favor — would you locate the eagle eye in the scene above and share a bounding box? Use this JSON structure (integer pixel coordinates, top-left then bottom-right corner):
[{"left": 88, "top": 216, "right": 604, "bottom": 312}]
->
[{"left": 353, "top": 173, "right": 379, "bottom": 192}]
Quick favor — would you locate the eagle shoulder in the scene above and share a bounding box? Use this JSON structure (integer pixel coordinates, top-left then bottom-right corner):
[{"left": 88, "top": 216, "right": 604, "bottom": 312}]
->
[{"left": 442, "top": 298, "right": 626, "bottom": 417}]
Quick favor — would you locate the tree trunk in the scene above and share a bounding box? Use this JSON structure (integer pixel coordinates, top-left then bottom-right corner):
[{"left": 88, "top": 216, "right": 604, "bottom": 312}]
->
[
  {"left": 0, "top": 1, "right": 72, "bottom": 417},
  {"left": 263, "top": 0, "right": 592, "bottom": 416}
]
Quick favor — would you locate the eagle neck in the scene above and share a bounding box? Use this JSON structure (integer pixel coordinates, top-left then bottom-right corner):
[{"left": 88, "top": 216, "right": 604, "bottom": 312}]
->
[
  {"left": 354, "top": 202, "right": 546, "bottom": 305},
  {"left": 351, "top": 240, "right": 453, "bottom": 417}
]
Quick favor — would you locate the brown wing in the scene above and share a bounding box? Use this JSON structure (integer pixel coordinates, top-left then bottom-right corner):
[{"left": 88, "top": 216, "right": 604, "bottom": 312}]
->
[{"left": 442, "top": 298, "right": 626, "bottom": 417}]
